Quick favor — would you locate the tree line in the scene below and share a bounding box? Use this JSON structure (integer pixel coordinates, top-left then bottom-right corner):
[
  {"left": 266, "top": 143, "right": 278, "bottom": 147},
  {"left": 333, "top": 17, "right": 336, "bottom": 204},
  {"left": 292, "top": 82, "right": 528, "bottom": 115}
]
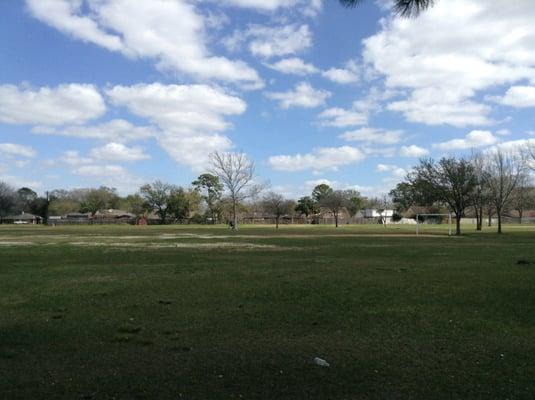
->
[
  {"left": 1, "top": 149, "right": 534, "bottom": 233},
  {"left": 390, "top": 149, "right": 534, "bottom": 235}
]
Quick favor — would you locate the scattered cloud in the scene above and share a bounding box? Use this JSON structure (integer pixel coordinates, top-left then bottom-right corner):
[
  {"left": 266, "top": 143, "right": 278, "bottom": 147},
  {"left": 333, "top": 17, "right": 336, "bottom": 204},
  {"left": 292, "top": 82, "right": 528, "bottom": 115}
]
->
[
  {"left": 90, "top": 142, "right": 150, "bottom": 162},
  {"left": 266, "top": 82, "right": 331, "bottom": 109},
  {"left": 247, "top": 24, "right": 312, "bottom": 59},
  {"left": 363, "top": 0, "right": 535, "bottom": 126},
  {"left": 74, "top": 164, "right": 128, "bottom": 177},
  {"left": 339, "top": 127, "right": 403, "bottom": 145},
  {"left": 496, "top": 129, "right": 512, "bottom": 136},
  {"left": 266, "top": 57, "right": 319, "bottom": 75},
  {"left": 433, "top": 130, "right": 498, "bottom": 150},
  {"left": 60, "top": 150, "right": 93, "bottom": 166},
  {"left": 399, "top": 145, "right": 429, "bottom": 158},
  {"left": 268, "top": 146, "right": 365, "bottom": 171},
  {"left": 387, "top": 88, "right": 492, "bottom": 127},
  {"left": 105, "top": 83, "right": 245, "bottom": 169},
  {"left": 317, "top": 108, "right": 367, "bottom": 128},
  {"left": 106, "top": 83, "right": 245, "bottom": 133},
  {"left": 376, "top": 163, "right": 406, "bottom": 178},
  {"left": 495, "top": 86, "right": 535, "bottom": 108},
  {"left": 221, "top": 0, "right": 301, "bottom": 11},
  {"left": 0, "top": 143, "right": 36, "bottom": 158},
  {"left": 322, "top": 60, "right": 359, "bottom": 84},
  {"left": 33, "top": 119, "right": 156, "bottom": 143},
  {"left": 72, "top": 163, "right": 144, "bottom": 194},
  {"left": 26, "top": 0, "right": 262, "bottom": 87},
  {"left": 0, "top": 83, "right": 105, "bottom": 126}
]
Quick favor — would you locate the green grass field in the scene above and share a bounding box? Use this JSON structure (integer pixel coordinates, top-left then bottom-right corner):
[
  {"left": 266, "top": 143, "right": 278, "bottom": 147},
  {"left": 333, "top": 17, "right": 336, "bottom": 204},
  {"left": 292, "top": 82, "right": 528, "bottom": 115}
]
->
[{"left": 1, "top": 224, "right": 534, "bottom": 399}]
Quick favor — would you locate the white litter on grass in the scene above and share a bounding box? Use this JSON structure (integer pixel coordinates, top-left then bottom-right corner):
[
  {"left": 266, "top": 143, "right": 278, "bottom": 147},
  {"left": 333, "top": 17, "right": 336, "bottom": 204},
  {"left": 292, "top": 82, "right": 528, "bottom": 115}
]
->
[{"left": 314, "top": 357, "right": 330, "bottom": 367}]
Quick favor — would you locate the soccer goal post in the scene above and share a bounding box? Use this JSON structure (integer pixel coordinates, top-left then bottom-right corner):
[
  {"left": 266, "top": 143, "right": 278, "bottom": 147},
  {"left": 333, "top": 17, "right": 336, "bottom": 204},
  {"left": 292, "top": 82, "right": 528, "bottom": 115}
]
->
[{"left": 416, "top": 213, "right": 453, "bottom": 236}]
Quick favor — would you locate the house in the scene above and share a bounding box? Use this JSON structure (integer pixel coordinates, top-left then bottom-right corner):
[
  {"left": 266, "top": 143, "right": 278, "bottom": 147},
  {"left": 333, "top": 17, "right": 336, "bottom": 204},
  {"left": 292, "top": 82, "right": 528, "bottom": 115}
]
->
[
  {"left": 1, "top": 212, "right": 43, "bottom": 225},
  {"left": 363, "top": 209, "right": 394, "bottom": 218},
  {"left": 64, "top": 212, "right": 91, "bottom": 220},
  {"left": 94, "top": 209, "right": 136, "bottom": 220}
]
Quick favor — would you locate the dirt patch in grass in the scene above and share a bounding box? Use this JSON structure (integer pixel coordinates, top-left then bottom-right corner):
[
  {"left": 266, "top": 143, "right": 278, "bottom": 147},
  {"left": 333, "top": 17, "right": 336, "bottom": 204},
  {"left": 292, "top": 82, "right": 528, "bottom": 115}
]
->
[
  {"left": 67, "top": 241, "right": 285, "bottom": 250},
  {"left": 161, "top": 233, "right": 453, "bottom": 239}
]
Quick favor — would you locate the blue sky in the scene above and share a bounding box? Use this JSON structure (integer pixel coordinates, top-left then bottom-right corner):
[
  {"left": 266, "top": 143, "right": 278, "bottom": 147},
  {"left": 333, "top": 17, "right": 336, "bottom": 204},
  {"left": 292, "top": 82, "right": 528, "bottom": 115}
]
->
[{"left": 1, "top": 0, "right": 535, "bottom": 197}]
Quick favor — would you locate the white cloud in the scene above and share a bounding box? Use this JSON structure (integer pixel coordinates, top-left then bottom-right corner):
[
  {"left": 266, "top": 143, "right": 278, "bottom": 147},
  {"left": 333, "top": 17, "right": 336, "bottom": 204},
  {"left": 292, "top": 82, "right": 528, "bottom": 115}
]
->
[
  {"left": 433, "top": 130, "right": 498, "bottom": 150},
  {"left": 105, "top": 83, "right": 245, "bottom": 169},
  {"left": 266, "top": 57, "right": 318, "bottom": 75},
  {"left": 496, "top": 129, "right": 512, "bottom": 136},
  {"left": 322, "top": 60, "right": 359, "bottom": 84},
  {"left": 494, "top": 139, "right": 535, "bottom": 161},
  {"left": 1, "top": 175, "right": 43, "bottom": 190},
  {"left": 74, "top": 164, "right": 128, "bottom": 177},
  {"left": 247, "top": 24, "right": 312, "bottom": 59},
  {"left": 72, "top": 163, "right": 143, "bottom": 194},
  {"left": 376, "top": 163, "right": 406, "bottom": 178},
  {"left": 26, "top": 0, "right": 262, "bottom": 87},
  {"left": 303, "top": 179, "right": 377, "bottom": 197},
  {"left": 363, "top": 0, "right": 535, "bottom": 126},
  {"left": 13, "top": 160, "right": 30, "bottom": 168},
  {"left": 0, "top": 143, "right": 36, "bottom": 158},
  {"left": 399, "top": 145, "right": 429, "bottom": 158},
  {"left": 60, "top": 151, "right": 93, "bottom": 166},
  {"left": 0, "top": 83, "right": 105, "bottom": 126},
  {"left": 266, "top": 82, "right": 331, "bottom": 109},
  {"left": 339, "top": 127, "right": 403, "bottom": 145},
  {"left": 268, "top": 146, "right": 365, "bottom": 171},
  {"left": 352, "top": 87, "right": 402, "bottom": 115},
  {"left": 90, "top": 142, "right": 150, "bottom": 162},
  {"left": 157, "top": 133, "right": 233, "bottom": 173},
  {"left": 317, "top": 108, "right": 367, "bottom": 127},
  {"left": 387, "top": 88, "right": 492, "bottom": 127},
  {"left": 221, "top": 0, "right": 301, "bottom": 11},
  {"left": 25, "top": 0, "right": 123, "bottom": 51},
  {"left": 33, "top": 119, "right": 156, "bottom": 143},
  {"left": 496, "top": 86, "right": 535, "bottom": 108},
  {"left": 106, "top": 83, "right": 246, "bottom": 133}
]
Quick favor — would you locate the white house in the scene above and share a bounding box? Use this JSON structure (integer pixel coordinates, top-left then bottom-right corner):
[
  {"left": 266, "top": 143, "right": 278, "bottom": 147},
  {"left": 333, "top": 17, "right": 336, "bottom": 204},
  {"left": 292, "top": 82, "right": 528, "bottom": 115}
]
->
[{"left": 363, "top": 209, "right": 394, "bottom": 218}]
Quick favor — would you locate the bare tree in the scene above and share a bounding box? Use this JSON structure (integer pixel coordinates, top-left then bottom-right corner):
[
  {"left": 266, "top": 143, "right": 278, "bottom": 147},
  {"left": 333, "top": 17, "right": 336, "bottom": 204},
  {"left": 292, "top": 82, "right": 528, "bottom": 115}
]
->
[
  {"left": 509, "top": 173, "right": 534, "bottom": 224},
  {"left": 320, "top": 190, "right": 348, "bottom": 228},
  {"left": 262, "top": 192, "right": 294, "bottom": 229},
  {"left": 209, "top": 152, "right": 255, "bottom": 230},
  {"left": 484, "top": 150, "right": 527, "bottom": 234}
]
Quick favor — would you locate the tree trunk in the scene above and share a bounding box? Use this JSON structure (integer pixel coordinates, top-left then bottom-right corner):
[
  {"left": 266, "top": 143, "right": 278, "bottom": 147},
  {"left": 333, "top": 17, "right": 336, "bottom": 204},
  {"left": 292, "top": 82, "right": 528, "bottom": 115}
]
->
[
  {"left": 497, "top": 208, "right": 502, "bottom": 234},
  {"left": 488, "top": 211, "right": 492, "bottom": 227},
  {"left": 232, "top": 201, "right": 238, "bottom": 231},
  {"left": 455, "top": 213, "right": 461, "bottom": 235},
  {"left": 335, "top": 213, "right": 338, "bottom": 228},
  {"left": 518, "top": 210, "right": 523, "bottom": 224},
  {"left": 275, "top": 216, "right": 279, "bottom": 229}
]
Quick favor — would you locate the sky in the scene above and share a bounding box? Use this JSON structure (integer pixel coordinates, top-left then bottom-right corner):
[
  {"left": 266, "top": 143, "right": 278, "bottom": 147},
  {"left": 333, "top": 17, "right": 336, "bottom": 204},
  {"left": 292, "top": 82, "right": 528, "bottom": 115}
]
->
[{"left": 1, "top": 0, "right": 535, "bottom": 198}]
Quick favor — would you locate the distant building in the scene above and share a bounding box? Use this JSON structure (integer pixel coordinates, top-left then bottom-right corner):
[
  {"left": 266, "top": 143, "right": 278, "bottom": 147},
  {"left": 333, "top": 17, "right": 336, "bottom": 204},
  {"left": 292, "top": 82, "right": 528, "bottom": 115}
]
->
[
  {"left": 1, "top": 212, "right": 43, "bottom": 224},
  {"left": 94, "top": 209, "right": 136, "bottom": 220},
  {"left": 363, "top": 209, "right": 394, "bottom": 218}
]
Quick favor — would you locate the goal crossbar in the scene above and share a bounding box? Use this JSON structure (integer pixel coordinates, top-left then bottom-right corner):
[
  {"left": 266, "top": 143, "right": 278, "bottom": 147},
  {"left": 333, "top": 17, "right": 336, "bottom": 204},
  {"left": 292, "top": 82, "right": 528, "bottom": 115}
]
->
[{"left": 416, "top": 213, "right": 453, "bottom": 236}]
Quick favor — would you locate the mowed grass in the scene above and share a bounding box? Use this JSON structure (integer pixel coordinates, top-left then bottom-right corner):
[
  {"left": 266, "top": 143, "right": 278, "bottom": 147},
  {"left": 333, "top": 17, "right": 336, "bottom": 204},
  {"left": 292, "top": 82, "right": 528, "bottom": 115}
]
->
[{"left": 0, "top": 224, "right": 534, "bottom": 399}]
